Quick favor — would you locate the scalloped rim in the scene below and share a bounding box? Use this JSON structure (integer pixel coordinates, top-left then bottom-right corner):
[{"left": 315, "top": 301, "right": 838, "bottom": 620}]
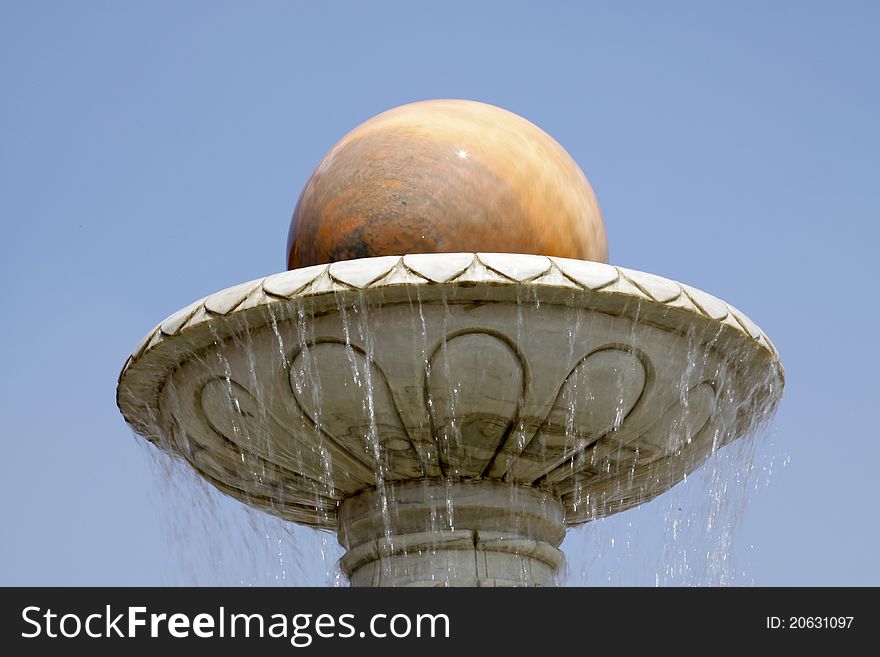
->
[{"left": 120, "top": 253, "right": 781, "bottom": 376}]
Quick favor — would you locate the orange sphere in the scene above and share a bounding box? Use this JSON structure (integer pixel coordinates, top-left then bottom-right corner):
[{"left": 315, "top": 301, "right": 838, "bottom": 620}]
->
[{"left": 287, "top": 99, "right": 608, "bottom": 269}]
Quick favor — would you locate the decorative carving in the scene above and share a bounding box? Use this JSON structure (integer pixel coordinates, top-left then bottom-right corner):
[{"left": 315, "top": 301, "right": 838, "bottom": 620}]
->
[
  {"left": 505, "top": 348, "right": 646, "bottom": 483},
  {"left": 426, "top": 331, "right": 524, "bottom": 477},
  {"left": 289, "top": 341, "right": 423, "bottom": 480}
]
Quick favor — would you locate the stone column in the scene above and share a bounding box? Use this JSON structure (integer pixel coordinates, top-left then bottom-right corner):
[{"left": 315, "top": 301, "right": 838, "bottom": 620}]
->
[{"left": 337, "top": 480, "right": 566, "bottom": 587}]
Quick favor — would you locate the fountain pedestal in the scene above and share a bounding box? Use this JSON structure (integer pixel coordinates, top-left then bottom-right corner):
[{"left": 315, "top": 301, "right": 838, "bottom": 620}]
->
[{"left": 337, "top": 481, "right": 565, "bottom": 587}]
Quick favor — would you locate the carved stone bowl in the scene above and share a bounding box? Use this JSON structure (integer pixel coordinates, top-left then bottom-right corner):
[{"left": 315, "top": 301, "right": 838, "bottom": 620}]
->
[{"left": 117, "top": 253, "right": 783, "bottom": 536}]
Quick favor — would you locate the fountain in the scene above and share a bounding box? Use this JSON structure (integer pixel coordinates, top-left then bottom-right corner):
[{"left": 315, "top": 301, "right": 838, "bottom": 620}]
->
[{"left": 117, "top": 100, "right": 783, "bottom": 586}]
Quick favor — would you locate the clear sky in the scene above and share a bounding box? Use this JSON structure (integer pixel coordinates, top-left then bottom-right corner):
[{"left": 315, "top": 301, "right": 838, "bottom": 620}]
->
[{"left": 1, "top": 1, "right": 878, "bottom": 585}]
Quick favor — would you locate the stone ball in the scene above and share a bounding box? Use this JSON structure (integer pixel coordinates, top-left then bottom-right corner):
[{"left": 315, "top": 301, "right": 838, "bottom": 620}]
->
[{"left": 287, "top": 99, "right": 608, "bottom": 269}]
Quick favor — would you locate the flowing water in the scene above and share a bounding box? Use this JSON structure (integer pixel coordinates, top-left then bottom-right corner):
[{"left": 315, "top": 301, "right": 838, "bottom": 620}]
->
[
  {"left": 562, "top": 425, "right": 786, "bottom": 586},
  {"left": 132, "top": 287, "right": 783, "bottom": 586}
]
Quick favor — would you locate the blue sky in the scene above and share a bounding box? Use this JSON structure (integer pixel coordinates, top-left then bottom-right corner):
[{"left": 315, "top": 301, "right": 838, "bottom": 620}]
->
[{"left": 1, "top": 1, "right": 878, "bottom": 585}]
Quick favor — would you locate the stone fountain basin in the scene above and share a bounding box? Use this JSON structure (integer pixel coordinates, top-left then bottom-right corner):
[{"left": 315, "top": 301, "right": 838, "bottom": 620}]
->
[{"left": 117, "top": 253, "right": 782, "bottom": 530}]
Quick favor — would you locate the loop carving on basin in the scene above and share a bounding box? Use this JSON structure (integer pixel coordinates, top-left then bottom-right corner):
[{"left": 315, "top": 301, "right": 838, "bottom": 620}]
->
[{"left": 117, "top": 253, "right": 784, "bottom": 529}]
